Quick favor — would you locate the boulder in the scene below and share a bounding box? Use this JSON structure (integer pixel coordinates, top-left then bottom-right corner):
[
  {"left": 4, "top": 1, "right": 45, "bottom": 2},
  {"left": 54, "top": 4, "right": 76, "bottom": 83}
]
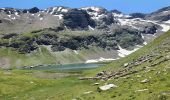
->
[
  {"left": 94, "top": 83, "right": 100, "bottom": 85},
  {"left": 83, "top": 91, "right": 92, "bottom": 94},
  {"left": 135, "top": 89, "right": 148, "bottom": 92},
  {"left": 141, "top": 79, "right": 149, "bottom": 83},
  {"left": 123, "top": 63, "right": 129, "bottom": 67},
  {"left": 98, "top": 84, "right": 118, "bottom": 91}
]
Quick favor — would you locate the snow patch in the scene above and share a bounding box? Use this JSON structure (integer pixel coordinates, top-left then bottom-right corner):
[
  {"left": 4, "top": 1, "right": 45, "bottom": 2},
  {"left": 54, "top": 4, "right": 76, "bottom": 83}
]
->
[
  {"left": 11, "top": 17, "right": 16, "bottom": 20},
  {"left": 112, "top": 13, "right": 124, "bottom": 18},
  {"left": 90, "top": 7, "right": 100, "bottom": 12},
  {"left": 3, "top": 18, "right": 12, "bottom": 21},
  {"left": 117, "top": 45, "right": 140, "bottom": 57},
  {"left": 81, "top": 7, "right": 100, "bottom": 12},
  {"left": 88, "top": 25, "right": 94, "bottom": 30},
  {"left": 81, "top": 7, "right": 105, "bottom": 20},
  {"left": 50, "top": 7, "right": 57, "bottom": 14},
  {"left": 61, "top": 9, "right": 68, "bottom": 13},
  {"left": 86, "top": 57, "right": 117, "bottom": 63},
  {"left": 117, "top": 19, "right": 139, "bottom": 29},
  {"left": 160, "top": 24, "right": 170, "bottom": 32},
  {"left": 73, "top": 50, "right": 79, "bottom": 54},
  {"left": 163, "top": 11, "right": 169, "bottom": 14},
  {"left": 117, "top": 19, "right": 128, "bottom": 26},
  {"left": 143, "top": 42, "right": 147, "bottom": 45},
  {"left": 164, "top": 20, "right": 170, "bottom": 24},
  {"left": 8, "top": 11, "right": 11, "bottom": 15},
  {"left": 57, "top": 7, "right": 62, "bottom": 12},
  {"left": 38, "top": 14, "right": 41, "bottom": 17},
  {"left": 40, "top": 17, "right": 43, "bottom": 20},
  {"left": 7, "top": 15, "right": 11, "bottom": 18},
  {"left": 113, "top": 13, "right": 130, "bottom": 18},
  {"left": 141, "top": 34, "right": 145, "bottom": 39},
  {"left": 137, "top": 19, "right": 170, "bottom": 32},
  {"left": 15, "top": 12, "right": 20, "bottom": 17},
  {"left": 54, "top": 14, "right": 63, "bottom": 19}
]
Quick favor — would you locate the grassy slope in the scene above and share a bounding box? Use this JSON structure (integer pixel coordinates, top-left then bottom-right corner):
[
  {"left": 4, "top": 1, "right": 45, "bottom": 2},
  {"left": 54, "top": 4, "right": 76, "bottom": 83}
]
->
[
  {"left": 0, "top": 46, "right": 115, "bottom": 68},
  {"left": 84, "top": 30, "right": 170, "bottom": 76},
  {"left": 0, "top": 47, "right": 57, "bottom": 68},
  {"left": 0, "top": 30, "right": 113, "bottom": 67},
  {"left": 0, "top": 31, "right": 170, "bottom": 100}
]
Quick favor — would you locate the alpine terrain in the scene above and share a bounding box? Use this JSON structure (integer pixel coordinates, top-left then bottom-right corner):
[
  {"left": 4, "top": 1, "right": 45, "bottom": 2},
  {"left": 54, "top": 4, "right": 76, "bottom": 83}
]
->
[
  {"left": 0, "top": 5, "right": 170, "bottom": 100},
  {"left": 0, "top": 6, "right": 170, "bottom": 67}
]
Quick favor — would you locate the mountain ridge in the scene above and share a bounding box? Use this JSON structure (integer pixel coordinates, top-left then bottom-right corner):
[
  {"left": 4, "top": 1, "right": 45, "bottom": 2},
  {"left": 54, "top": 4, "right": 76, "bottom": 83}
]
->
[{"left": 0, "top": 6, "right": 170, "bottom": 67}]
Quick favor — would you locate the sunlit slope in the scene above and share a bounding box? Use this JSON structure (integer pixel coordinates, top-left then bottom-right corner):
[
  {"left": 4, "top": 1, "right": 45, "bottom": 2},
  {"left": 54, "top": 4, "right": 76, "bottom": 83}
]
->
[{"left": 0, "top": 31, "right": 170, "bottom": 100}]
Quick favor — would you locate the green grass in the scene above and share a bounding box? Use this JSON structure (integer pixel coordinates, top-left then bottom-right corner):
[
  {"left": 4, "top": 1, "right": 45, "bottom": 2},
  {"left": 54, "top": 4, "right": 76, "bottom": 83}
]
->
[
  {"left": 0, "top": 45, "right": 116, "bottom": 68},
  {"left": 0, "top": 70, "right": 94, "bottom": 100},
  {"left": 0, "top": 31, "right": 170, "bottom": 100},
  {"left": 84, "top": 30, "right": 170, "bottom": 76},
  {"left": 0, "top": 46, "right": 57, "bottom": 68}
]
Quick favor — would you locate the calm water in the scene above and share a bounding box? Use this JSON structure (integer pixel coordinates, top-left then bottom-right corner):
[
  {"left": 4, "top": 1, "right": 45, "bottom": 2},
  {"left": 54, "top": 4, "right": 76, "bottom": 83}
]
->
[{"left": 25, "top": 63, "right": 105, "bottom": 71}]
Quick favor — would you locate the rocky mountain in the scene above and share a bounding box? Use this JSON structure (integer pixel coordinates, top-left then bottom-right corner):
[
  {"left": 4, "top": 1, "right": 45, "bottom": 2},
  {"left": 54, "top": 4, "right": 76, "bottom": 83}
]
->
[
  {"left": 0, "top": 6, "right": 170, "bottom": 66},
  {"left": 145, "top": 6, "right": 170, "bottom": 21}
]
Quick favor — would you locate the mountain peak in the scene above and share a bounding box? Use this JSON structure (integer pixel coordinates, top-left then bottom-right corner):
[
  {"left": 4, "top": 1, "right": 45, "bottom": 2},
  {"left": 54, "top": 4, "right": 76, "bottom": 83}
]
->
[
  {"left": 81, "top": 6, "right": 107, "bottom": 12},
  {"left": 111, "top": 9, "right": 122, "bottom": 14},
  {"left": 45, "top": 6, "right": 70, "bottom": 14}
]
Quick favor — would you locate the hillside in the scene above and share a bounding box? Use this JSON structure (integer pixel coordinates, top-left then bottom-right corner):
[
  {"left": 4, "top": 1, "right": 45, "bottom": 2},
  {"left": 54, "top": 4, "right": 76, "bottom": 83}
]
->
[
  {"left": 1, "top": 6, "right": 170, "bottom": 67},
  {"left": 0, "top": 30, "right": 170, "bottom": 100}
]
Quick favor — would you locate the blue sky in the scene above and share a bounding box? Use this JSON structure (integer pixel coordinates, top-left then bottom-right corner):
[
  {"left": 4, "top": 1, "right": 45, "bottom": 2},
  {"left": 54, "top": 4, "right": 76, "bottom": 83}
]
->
[{"left": 0, "top": 0, "right": 170, "bottom": 13}]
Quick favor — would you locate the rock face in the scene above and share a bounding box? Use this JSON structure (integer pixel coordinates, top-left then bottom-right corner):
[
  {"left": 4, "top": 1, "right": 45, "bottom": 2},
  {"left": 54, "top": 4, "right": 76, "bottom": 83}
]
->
[
  {"left": 63, "top": 9, "right": 95, "bottom": 29},
  {"left": 0, "top": 6, "right": 169, "bottom": 34},
  {"left": 111, "top": 25, "right": 144, "bottom": 48},
  {"left": 0, "top": 6, "right": 170, "bottom": 57}
]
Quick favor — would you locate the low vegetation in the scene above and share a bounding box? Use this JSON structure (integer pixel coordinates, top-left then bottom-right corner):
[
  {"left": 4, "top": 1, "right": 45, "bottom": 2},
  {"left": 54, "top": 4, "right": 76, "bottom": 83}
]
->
[{"left": 0, "top": 31, "right": 170, "bottom": 100}]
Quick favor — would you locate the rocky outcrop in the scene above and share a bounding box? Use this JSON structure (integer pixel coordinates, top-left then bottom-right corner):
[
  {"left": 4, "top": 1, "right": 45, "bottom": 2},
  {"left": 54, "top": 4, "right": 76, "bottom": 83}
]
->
[
  {"left": 63, "top": 9, "right": 95, "bottom": 29},
  {"left": 80, "top": 39, "right": 170, "bottom": 81},
  {"left": 111, "top": 25, "right": 144, "bottom": 48}
]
